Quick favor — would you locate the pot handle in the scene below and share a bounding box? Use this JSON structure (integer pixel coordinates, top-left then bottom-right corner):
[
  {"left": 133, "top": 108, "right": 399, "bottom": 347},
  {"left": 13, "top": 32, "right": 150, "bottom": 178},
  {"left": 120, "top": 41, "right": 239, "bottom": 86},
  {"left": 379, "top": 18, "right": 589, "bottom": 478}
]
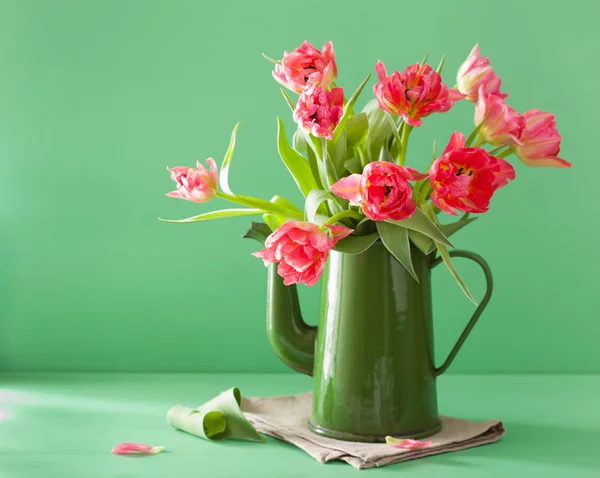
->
[{"left": 430, "top": 250, "right": 493, "bottom": 376}]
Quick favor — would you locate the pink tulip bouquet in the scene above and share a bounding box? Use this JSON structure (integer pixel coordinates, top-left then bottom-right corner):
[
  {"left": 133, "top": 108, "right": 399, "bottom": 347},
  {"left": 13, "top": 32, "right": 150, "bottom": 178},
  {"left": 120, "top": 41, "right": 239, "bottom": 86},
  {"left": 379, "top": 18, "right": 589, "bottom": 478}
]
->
[{"left": 162, "top": 42, "right": 570, "bottom": 300}]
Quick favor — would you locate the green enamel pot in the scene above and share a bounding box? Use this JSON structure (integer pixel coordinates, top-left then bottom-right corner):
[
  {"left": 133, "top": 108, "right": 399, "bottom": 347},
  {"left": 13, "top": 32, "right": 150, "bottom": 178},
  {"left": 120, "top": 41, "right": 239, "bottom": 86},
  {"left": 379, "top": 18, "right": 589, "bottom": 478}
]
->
[{"left": 265, "top": 240, "right": 492, "bottom": 443}]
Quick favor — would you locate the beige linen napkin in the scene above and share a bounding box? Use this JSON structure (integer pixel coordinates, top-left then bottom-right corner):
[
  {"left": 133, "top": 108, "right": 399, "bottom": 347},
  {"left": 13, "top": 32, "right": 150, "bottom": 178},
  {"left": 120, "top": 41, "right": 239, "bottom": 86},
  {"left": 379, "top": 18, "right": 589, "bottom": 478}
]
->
[{"left": 241, "top": 392, "right": 505, "bottom": 469}]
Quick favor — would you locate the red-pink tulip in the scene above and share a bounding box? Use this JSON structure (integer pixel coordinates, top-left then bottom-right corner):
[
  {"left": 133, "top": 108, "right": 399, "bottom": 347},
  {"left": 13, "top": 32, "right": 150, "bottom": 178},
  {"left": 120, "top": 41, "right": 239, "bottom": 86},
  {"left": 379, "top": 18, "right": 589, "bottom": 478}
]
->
[
  {"left": 474, "top": 89, "right": 525, "bottom": 146},
  {"left": 385, "top": 436, "right": 432, "bottom": 449},
  {"left": 429, "top": 132, "right": 516, "bottom": 215},
  {"left": 111, "top": 442, "right": 165, "bottom": 455},
  {"left": 331, "top": 162, "right": 425, "bottom": 221},
  {"left": 293, "top": 85, "right": 344, "bottom": 140},
  {"left": 373, "top": 61, "right": 464, "bottom": 127},
  {"left": 273, "top": 41, "right": 338, "bottom": 94},
  {"left": 167, "top": 159, "right": 218, "bottom": 203},
  {"left": 457, "top": 44, "right": 507, "bottom": 102},
  {"left": 253, "top": 221, "right": 352, "bottom": 286},
  {"left": 514, "top": 109, "right": 571, "bottom": 168}
]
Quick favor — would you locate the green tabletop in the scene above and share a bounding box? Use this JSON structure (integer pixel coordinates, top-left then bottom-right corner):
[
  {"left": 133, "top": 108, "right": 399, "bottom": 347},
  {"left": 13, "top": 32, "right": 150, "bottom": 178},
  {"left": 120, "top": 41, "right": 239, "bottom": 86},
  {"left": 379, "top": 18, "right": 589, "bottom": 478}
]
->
[{"left": 1, "top": 374, "right": 598, "bottom": 477}]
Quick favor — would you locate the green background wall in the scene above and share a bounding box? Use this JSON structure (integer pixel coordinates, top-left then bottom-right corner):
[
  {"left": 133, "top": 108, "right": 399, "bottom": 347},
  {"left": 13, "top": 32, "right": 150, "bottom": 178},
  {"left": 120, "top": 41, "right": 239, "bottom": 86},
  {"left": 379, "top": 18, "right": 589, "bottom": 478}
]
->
[{"left": 0, "top": 0, "right": 597, "bottom": 373}]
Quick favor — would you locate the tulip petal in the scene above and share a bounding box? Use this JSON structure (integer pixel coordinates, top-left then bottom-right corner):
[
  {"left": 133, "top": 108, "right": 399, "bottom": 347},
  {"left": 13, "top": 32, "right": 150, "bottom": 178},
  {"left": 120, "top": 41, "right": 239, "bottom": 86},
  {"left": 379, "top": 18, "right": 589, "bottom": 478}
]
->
[
  {"left": 385, "top": 437, "right": 432, "bottom": 449},
  {"left": 331, "top": 174, "right": 362, "bottom": 204},
  {"left": 111, "top": 442, "right": 165, "bottom": 455},
  {"left": 442, "top": 132, "right": 466, "bottom": 156},
  {"left": 326, "top": 225, "right": 354, "bottom": 244}
]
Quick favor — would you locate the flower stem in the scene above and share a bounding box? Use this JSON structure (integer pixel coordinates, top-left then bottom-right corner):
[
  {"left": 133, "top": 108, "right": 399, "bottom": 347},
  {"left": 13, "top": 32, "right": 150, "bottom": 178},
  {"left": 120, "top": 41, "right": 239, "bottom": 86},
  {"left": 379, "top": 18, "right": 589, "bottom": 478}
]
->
[
  {"left": 216, "top": 192, "right": 303, "bottom": 220},
  {"left": 496, "top": 146, "right": 515, "bottom": 158},
  {"left": 417, "top": 181, "right": 431, "bottom": 205},
  {"left": 398, "top": 124, "right": 413, "bottom": 166},
  {"left": 324, "top": 210, "right": 363, "bottom": 226}
]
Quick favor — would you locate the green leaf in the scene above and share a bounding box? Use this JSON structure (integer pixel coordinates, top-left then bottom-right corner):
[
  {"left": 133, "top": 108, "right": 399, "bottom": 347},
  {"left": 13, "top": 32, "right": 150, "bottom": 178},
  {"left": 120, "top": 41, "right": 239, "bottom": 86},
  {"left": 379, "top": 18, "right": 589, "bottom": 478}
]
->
[
  {"left": 465, "top": 112, "right": 490, "bottom": 147},
  {"left": 408, "top": 230, "right": 434, "bottom": 255},
  {"left": 334, "top": 232, "right": 380, "bottom": 254},
  {"left": 439, "top": 217, "right": 478, "bottom": 238},
  {"left": 242, "top": 222, "right": 272, "bottom": 244},
  {"left": 363, "top": 99, "right": 394, "bottom": 162},
  {"left": 345, "top": 112, "right": 369, "bottom": 147},
  {"left": 332, "top": 74, "right": 371, "bottom": 143},
  {"left": 167, "top": 387, "right": 264, "bottom": 442},
  {"left": 436, "top": 54, "right": 446, "bottom": 75},
  {"left": 277, "top": 118, "right": 319, "bottom": 197},
  {"left": 280, "top": 89, "right": 296, "bottom": 112},
  {"left": 270, "top": 195, "right": 302, "bottom": 215},
  {"left": 344, "top": 157, "right": 362, "bottom": 174},
  {"left": 306, "top": 145, "right": 325, "bottom": 189},
  {"left": 261, "top": 52, "right": 280, "bottom": 64},
  {"left": 386, "top": 208, "right": 453, "bottom": 248},
  {"left": 328, "top": 129, "right": 347, "bottom": 178},
  {"left": 304, "top": 189, "right": 332, "bottom": 223},
  {"left": 263, "top": 213, "right": 285, "bottom": 231},
  {"left": 376, "top": 221, "right": 419, "bottom": 281},
  {"left": 159, "top": 208, "right": 262, "bottom": 224},
  {"left": 436, "top": 243, "right": 477, "bottom": 305},
  {"left": 384, "top": 112, "right": 403, "bottom": 152},
  {"left": 219, "top": 122, "right": 241, "bottom": 195}
]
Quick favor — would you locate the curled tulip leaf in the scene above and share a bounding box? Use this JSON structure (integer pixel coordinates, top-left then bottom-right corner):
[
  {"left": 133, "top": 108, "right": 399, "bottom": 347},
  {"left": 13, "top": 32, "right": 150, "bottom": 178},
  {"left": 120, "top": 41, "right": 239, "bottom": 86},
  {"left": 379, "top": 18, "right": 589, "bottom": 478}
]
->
[
  {"left": 436, "top": 243, "right": 477, "bottom": 305},
  {"left": 219, "top": 122, "right": 241, "bottom": 196},
  {"left": 387, "top": 208, "right": 453, "bottom": 248},
  {"left": 167, "top": 387, "right": 264, "bottom": 443},
  {"left": 385, "top": 436, "right": 432, "bottom": 449},
  {"left": 111, "top": 442, "right": 165, "bottom": 455}
]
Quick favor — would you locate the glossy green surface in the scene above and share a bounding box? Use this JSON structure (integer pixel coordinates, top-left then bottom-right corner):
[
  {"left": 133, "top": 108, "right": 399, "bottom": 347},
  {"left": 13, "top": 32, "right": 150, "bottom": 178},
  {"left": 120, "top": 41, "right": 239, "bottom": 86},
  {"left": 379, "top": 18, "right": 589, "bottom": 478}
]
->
[
  {"left": 1, "top": 373, "right": 599, "bottom": 478},
  {"left": 305, "top": 243, "right": 492, "bottom": 441},
  {"left": 0, "top": 0, "right": 597, "bottom": 374}
]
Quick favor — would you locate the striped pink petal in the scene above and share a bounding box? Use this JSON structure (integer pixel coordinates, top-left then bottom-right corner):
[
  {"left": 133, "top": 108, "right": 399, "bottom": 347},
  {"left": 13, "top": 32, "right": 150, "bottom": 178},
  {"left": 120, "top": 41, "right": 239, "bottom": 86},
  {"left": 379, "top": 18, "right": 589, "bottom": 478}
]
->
[
  {"left": 385, "top": 436, "right": 432, "bottom": 449},
  {"left": 111, "top": 442, "right": 165, "bottom": 455}
]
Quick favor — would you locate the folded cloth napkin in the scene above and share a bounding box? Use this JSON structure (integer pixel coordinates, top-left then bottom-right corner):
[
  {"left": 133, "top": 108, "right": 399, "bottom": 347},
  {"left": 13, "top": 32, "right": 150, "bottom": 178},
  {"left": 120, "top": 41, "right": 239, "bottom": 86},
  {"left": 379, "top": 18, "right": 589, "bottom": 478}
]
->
[{"left": 241, "top": 392, "right": 505, "bottom": 469}]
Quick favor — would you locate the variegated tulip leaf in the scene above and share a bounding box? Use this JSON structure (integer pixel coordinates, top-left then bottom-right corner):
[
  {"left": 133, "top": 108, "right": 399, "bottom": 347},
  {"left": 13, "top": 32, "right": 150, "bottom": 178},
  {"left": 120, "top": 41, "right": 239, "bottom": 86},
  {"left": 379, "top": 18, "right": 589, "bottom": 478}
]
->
[
  {"left": 332, "top": 73, "right": 371, "bottom": 143},
  {"left": 335, "top": 232, "right": 380, "bottom": 254},
  {"left": 377, "top": 221, "right": 419, "bottom": 282},
  {"left": 159, "top": 208, "right": 262, "bottom": 224},
  {"left": 436, "top": 243, "right": 477, "bottom": 305},
  {"left": 219, "top": 122, "right": 241, "bottom": 196},
  {"left": 386, "top": 208, "right": 453, "bottom": 248},
  {"left": 304, "top": 189, "right": 333, "bottom": 223},
  {"left": 167, "top": 387, "right": 264, "bottom": 443},
  {"left": 242, "top": 222, "right": 272, "bottom": 245},
  {"left": 276, "top": 118, "right": 319, "bottom": 197}
]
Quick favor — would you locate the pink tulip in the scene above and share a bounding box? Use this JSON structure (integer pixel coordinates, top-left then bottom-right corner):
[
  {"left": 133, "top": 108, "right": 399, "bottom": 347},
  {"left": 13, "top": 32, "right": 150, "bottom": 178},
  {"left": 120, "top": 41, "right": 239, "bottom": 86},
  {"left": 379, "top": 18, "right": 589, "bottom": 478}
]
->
[
  {"left": 111, "top": 442, "right": 165, "bottom": 455},
  {"left": 166, "top": 159, "right": 218, "bottom": 203},
  {"left": 514, "top": 109, "right": 571, "bottom": 168},
  {"left": 293, "top": 85, "right": 344, "bottom": 140},
  {"left": 474, "top": 89, "right": 525, "bottom": 146},
  {"left": 253, "top": 221, "right": 352, "bottom": 286},
  {"left": 373, "top": 61, "right": 464, "bottom": 127},
  {"left": 331, "top": 162, "right": 425, "bottom": 221},
  {"left": 385, "top": 437, "right": 432, "bottom": 449},
  {"left": 429, "top": 132, "right": 516, "bottom": 215},
  {"left": 273, "top": 41, "right": 338, "bottom": 94},
  {"left": 457, "top": 44, "right": 507, "bottom": 102}
]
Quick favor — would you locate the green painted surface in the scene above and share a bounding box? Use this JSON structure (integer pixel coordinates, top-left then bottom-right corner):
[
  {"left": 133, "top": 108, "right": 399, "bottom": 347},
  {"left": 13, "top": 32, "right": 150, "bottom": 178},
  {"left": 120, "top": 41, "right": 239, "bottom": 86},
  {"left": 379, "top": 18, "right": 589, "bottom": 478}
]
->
[
  {"left": 0, "top": 0, "right": 597, "bottom": 373},
  {"left": 1, "top": 373, "right": 599, "bottom": 477}
]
